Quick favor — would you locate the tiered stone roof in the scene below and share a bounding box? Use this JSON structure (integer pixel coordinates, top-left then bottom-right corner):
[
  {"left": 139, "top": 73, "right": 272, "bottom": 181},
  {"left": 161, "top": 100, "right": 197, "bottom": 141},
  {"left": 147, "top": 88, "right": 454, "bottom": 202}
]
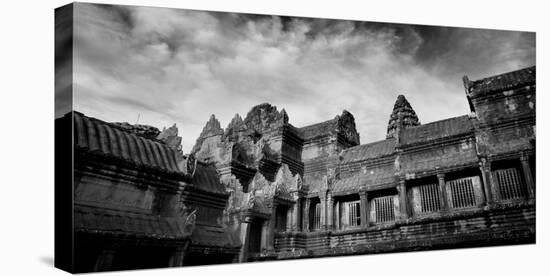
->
[
  {"left": 298, "top": 117, "right": 339, "bottom": 140},
  {"left": 386, "top": 95, "right": 420, "bottom": 139},
  {"left": 73, "top": 111, "right": 181, "bottom": 174},
  {"left": 399, "top": 115, "right": 474, "bottom": 147},
  {"left": 465, "top": 66, "right": 536, "bottom": 96},
  {"left": 72, "top": 111, "right": 226, "bottom": 194},
  {"left": 339, "top": 138, "right": 396, "bottom": 164},
  {"left": 298, "top": 110, "right": 360, "bottom": 145}
]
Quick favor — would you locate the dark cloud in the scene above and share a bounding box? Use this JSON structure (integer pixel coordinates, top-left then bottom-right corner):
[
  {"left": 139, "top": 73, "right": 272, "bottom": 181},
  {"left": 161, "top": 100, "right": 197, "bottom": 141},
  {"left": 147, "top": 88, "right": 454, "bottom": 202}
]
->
[{"left": 72, "top": 3, "right": 535, "bottom": 152}]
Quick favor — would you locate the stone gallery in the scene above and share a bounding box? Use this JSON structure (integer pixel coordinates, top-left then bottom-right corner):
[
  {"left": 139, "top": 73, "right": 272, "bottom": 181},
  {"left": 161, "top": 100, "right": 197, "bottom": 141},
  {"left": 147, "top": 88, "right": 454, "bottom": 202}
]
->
[{"left": 63, "top": 66, "right": 535, "bottom": 272}]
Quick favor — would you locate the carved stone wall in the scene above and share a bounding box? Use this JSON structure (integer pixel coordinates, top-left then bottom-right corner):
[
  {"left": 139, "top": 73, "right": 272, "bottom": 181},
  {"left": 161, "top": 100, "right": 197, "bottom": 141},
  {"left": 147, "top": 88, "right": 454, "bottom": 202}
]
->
[{"left": 189, "top": 66, "right": 535, "bottom": 263}]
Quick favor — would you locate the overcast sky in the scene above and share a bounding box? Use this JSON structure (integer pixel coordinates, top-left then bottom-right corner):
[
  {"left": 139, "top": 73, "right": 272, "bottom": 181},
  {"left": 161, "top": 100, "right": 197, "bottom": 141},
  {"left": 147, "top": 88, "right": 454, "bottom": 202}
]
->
[{"left": 70, "top": 3, "right": 535, "bottom": 153}]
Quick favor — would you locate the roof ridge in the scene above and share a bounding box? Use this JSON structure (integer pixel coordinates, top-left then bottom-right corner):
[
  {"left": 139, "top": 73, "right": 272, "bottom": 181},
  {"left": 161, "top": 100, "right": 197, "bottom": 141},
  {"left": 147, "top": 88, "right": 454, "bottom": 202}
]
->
[
  {"left": 342, "top": 137, "right": 395, "bottom": 152},
  {"left": 297, "top": 117, "right": 338, "bottom": 130},
  {"left": 472, "top": 65, "right": 535, "bottom": 83},
  {"left": 74, "top": 111, "right": 165, "bottom": 143},
  {"left": 404, "top": 114, "right": 470, "bottom": 129}
]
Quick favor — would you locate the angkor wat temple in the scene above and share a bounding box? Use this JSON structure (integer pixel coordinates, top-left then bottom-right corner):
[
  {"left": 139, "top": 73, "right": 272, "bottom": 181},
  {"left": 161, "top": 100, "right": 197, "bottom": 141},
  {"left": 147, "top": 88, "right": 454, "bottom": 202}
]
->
[{"left": 62, "top": 66, "right": 536, "bottom": 272}]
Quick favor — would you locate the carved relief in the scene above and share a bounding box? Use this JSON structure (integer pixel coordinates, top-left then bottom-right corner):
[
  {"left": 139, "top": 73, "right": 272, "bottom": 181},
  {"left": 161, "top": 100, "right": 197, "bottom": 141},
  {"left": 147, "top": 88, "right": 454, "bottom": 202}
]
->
[
  {"left": 175, "top": 200, "right": 197, "bottom": 235},
  {"left": 157, "top": 123, "right": 183, "bottom": 152},
  {"left": 337, "top": 110, "right": 360, "bottom": 146},
  {"left": 247, "top": 172, "right": 276, "bottom": 212},
  {"left": 274, "top": 164, "right": 294, "bottom": 197},
  {"left": 225, "top": 113, "right": 246, "bottom": 139},
  {"left": 294, "top": 174, "right": 303, "bottom": 191},
  {"left": 182, "top": 153, "right": 197, "bottom": 176},
  {"left": 192, "top": 115, "right": 224, "bottom": 155},
  {"left": 475, "top": 131, "right": 490, "bottom": 155},
  {"left": 243, "top": 103, "right": 288, "bottom": 133}
]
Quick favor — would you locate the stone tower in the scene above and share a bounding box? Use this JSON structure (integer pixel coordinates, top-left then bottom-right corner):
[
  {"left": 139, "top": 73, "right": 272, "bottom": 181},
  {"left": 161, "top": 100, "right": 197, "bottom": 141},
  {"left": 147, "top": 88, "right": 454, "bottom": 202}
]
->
[{"left": 386, "top": 94, "right": 420, "bottom": 139}]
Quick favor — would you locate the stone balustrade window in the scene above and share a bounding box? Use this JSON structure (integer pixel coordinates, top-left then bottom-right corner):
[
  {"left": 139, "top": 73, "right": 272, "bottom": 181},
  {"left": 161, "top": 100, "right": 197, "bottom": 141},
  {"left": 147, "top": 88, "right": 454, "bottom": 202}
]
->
[
  {"left": 411, "top": 183, "right": 441, "bottom": 214},
  {"left": 370, "top": 195, "right": 397, "bottom": 223},
  {"left": 447, "top": 176, "right": 479, "bottom": 209},
  {"left": 494, "top": 167, "right": 525, "bottom": 200},
  {"left": 338, "top": 200, "right": 361, "bottom": 229}
]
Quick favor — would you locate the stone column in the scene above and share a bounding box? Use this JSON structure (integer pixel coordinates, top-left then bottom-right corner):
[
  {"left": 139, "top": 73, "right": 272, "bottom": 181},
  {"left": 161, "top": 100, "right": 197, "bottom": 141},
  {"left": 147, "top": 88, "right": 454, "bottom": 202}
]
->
[
  {"left": 303, "top": 198, "right": 310, "bottom": 232},
  {"left": 520, "top": 154, "right": 535, "bottom": 199},
  {"left": 437, "top": 173, "right": 449, "bottom": 211},
  {"left": 238, "top": 216, "right": 253, "bottom": 262},
  {"left": 286, "top": 207, "right": 293, "bottom": 232},
  {"left": 359, "top": 191, "right": 369, "bottom": 228},
  {"left": 169, "top": 247, "right": 186, "bottom": 267},
  {"left": 261, "top": 220, "right": 269, "bottom": 252},
  {"left": 319, "top": 193, "right": 327, "bottom": 230},
  {"left": 293, "top": 198, "right": 301, "bottom": 231},
  {"left": 479, "top": 159, "right": 494, "bottom": 204},
  {"left": 94, "top": 247, "right": 117, "bottom": 272},
  {"left": 267, "top": 202, "right": 277, "bottom": 251},
  {"left": 397, "top": 179, "right": 409, "bottom": 219},
  {"left": 334, "top": 200, "right": 340, "bottom": 230},
  {"left": 326, "top": 192, "right": 334, "bottom": 230}
]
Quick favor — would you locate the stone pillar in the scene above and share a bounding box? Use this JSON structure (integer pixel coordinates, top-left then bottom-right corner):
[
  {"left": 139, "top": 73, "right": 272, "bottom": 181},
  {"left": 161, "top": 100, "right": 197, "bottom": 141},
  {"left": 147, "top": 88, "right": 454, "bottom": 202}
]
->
[
  {"left": 437, "top": 173, "right": 449, "bottom": 211},
  {"left": 286, "top": 207, "right": 293, "bottom": 232},
  {"left": 94, "top": 247, "right": 116, "bottom": 272},
  {"left": 334, "top": 200, "right": 340, "bottom": 230},
  {"left": 319, "top": 193, "right": 327, "bottom": 230},
  {"left": 326, "top": 192, "right": 334, "bottom": 230},
  {"left": 397, "top": 179, "right": 408, "bottom": 219},
  {"left": 520, "top": 154, "right": 535, "bottom": 199},
  {"left": 359, "top": 191, "right": 369, "bottom": 228},
  {"left": 169, "top": 247, "right": 186, "bottom": 267},
  {"left": 479, "top": 159, "right": 494, "bottom": 204},
  {"left": 261, "top": 220, "right": 269, "bottom": 252},
  {"left": 293, "top": 198, "right": 301, "bottom": 231},
  {"left": 238, "top": 216, "right": 252, "bottom": 262},
  {"left": 267, "top": 202, "right": 277, "bottom": 251},
  {"left": 303, "top": 198, "right": 310, "bottom": 232}
]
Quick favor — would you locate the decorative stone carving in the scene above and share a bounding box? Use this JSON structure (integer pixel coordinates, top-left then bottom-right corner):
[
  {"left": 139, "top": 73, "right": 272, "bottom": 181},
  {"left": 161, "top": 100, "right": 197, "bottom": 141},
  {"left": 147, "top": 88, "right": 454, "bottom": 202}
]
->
[
  {"left": 232, "top": 143, "right": 253, "bottom": 165},
  {"left": 183, "top": 153, "right": 197, "bottom": 176},
  {"left": 294, "top": 174, "right": 303, "bottom": 191},
  {"left": 327, "top": 167, "right": 338, "bottom": 183},
  {"left": 249, "top": 172, "right": 273, "bottom": 200},
  {"left": 386, "top": 95, "right": 420, "bottom": 139},
  {"left": 225, "top": 113, "right": 246, "bottom": 139},
  {"left": 254, "top": 137, "right": 267, "bottom": 162},
  {"left": 157, "top": 123, "right": 183, "bottom": 152},
  {"left": 336, "top": 110, "right": 360, "bottom": 146},
  {"left": 321, "top": 176, "right": 329, "bottom": 192},
  {"left": 243, "top": 103, "right": 289, "bottom": 133},
  {"left": 394, "top": 155, "right": 401, "bottom": 172},
  {"left": 274, "top": 164, "right": 294, "bottom": 197},
  {"left": 246, "top": 193, "right": 256, "bottom": 209},
  {"left": 113, "top": 122, "right": 161, "bottom": 140},
  {"left": 320, "top": 167, "right": 337, "bottom": 191},
  {"left": 176, "top": 201, "right": 197, "bottom": 235},
  {"left": 475, "top": 131, "right": 490, "bottom": 156},
  {"left": 240, "top": 173, "right": 273, "bottom": 214},
  {"left": 192, "top": 114, "right": 224, "bottom": 153},
  {"left": 220, "top": 175, "right": 246, "bottom": 226}
]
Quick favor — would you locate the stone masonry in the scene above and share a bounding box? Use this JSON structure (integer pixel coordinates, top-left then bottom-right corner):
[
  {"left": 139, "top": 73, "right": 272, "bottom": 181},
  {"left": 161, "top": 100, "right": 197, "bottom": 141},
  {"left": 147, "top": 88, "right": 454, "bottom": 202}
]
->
[{"left": 68, "top": 65, "right": 535, "bottom": 270}]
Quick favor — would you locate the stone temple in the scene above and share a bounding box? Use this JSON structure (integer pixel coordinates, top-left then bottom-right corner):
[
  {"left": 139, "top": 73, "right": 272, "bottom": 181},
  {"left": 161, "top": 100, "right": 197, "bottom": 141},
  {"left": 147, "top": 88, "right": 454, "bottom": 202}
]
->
[{"left": 62, "top": 66, "right": 536, "bottom": 272}]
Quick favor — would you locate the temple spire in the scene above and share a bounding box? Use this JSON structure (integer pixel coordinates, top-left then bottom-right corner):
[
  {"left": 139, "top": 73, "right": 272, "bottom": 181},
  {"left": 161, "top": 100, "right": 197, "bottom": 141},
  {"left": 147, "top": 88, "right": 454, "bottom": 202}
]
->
[
  {"left": 386, "top": 94, "right": 420, "bottom": 139},
  {"left": 200, "top": 114, "right": 223, "bottom": 138}
]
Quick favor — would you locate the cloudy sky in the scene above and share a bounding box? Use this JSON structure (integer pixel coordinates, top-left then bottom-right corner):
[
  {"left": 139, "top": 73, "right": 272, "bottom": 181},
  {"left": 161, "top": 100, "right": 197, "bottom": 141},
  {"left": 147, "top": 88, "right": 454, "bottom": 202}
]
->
[{"left": 69, "top": 3, "right": 535, "bottom": 153}]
